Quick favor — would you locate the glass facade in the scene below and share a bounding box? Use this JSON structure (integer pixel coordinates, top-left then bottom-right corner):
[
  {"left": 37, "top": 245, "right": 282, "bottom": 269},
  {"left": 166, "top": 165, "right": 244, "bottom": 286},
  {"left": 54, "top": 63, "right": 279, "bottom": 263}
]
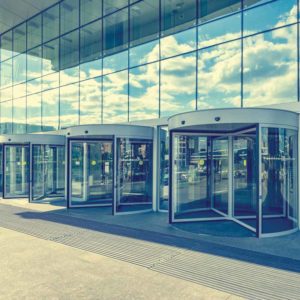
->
[{"left": 0, "top": 0, "right": 298, "bottom": 133}]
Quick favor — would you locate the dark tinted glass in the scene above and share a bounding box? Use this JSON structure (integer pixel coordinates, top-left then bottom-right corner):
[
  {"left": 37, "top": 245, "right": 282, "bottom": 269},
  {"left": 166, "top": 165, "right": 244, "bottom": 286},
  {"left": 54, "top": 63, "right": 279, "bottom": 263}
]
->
[
  {"left": 43, "top": 4, "right": 60, "bottom": 42},
  {"left": 13, "top": 23, "right": 26, "bottom": 55},
  {"left": 80, "top": 0, "right": 102, "bottom": 25}
]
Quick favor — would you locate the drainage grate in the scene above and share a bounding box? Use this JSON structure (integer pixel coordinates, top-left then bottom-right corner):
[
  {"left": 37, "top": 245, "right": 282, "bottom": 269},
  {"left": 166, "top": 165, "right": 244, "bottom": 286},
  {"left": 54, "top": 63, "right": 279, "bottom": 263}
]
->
[{"left": 0, "top": 203, "right": 300, "bottom": 300}]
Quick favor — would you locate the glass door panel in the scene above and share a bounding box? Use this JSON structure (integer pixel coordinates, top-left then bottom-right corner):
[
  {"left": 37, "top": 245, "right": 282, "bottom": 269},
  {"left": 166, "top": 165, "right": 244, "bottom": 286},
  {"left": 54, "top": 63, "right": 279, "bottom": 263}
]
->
[
  {"left": 4, "top": 145, "right": 29, "bottom": 198},
  {"left": 32, "top": 145, "right": 45, "bottom": 200},
  {"left": 115, "top": 138, "right": 153, "bottom": 214},
  {"left": 0, "top": 145, "right": 3, "bottom": 195},
  {"left": 70, "top": 140, "right": 113, "bottom": 207}
]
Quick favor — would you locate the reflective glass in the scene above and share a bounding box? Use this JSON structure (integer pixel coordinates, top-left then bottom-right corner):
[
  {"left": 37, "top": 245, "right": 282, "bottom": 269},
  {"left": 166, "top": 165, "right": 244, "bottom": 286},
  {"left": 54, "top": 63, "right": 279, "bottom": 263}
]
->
[
  {"left": 42, "top": 72, "right": 60, "bottom": 91},
  {"left": 1, "top": 59, "right": 12, "bottom": 88},
  {"left": 129, "top": 40, "right": 159, "bottom": 67},
  {"left": 160, "top": 52, "right": 196, "bottom": 117},
  {"left": 243, "top": 26, "right": 297, "bottom": 106},
  {"left": 27, "top": 78, "right": 41, "bottom": 95},
  {"left": 80, "top": 77, "right": 102, "bottom": 124},
  {"left": 261, "top": 128, "right": 298, "bottom": 234},
  {"left": 198, "top": 12, "right": 241, "bottom": 49},
  {"left": 80, "top": 59, "right": 102, "bottom": 80},
  {"left": 1, "top": 31, "right": 13, "bottom": 61},
  {"left": 80, "top": 20, "right": 102, "bottom": 66},
  {"left": 199, "top": 0, "right": 241, "bottom": 23},
  {"left": 130, "top": 0, "right": 159, "bottom": 47},
  {"left": 27, "top": 93, "right": 42, "bottom": 132},
  {"left": 103, "top": 70, "right": 128, "bottom": 123},
  {"left": 103, "top": 8, "right": 128, "bottom": 56},
  {"left": 13, "top": 83, "right": 26, "bottom": 99},
  {"left": 161, "top": 27, "right": 196, "bottom": 59},
  {"left": 13, "top": 97, "right": 26, "bottom": 134},
  {"left": 60, "top": 31, "right": 79, "bottom": 85},
  {"left": 27, "top": 15, "right": 42, "bottom": 49},
  {"left": 43, "top": 39, "right": 59, "bottom": 76},
  {"left": 244, "top": 0, "right": 297, "bottom": 36},
  {"left": 161, "top": 0, "right": 196, "bottom": 36},
  {"left": 103, "top": 0, "right": 128, "bottom": 15},
  {"left": 198, "top": 40, "right": 241, "bottom": 109},
  {"left": 244, "top": 0, "right": 277, "bottom": 9},
  {"left": 43, "top": 4, "right": 60, "bottom": 42},
  {"left": 80, "top": 0, "right": 102, "bottom": 25},
  {"left": 27, "top": 47, "right": 42, "bottom": 80},
  {"left": 103, "top": 50, "right": 128, "bottom": 75},
  {"left": 13, "top": 23, "right": 26, "bottom": 55},
  {"left": 1, "top": 87, "right": 13, "bottom": 102},
  {"left": 129, "top": 62, "right": 159, "bottom": 121},
  {"left": 0, "top": 145, "right": 2, "bottom": 194},
  {"left": 13, "top": 54, "right": 26, "bottom": 85},
  {"left": 0, "top": 101, "right": 12, "bottom": 134},
  {"left": 115, "top": 138, "right": 153, "bottom": 213},
  {"left": 42, "top": 88, "right": 59, "bottom": 131},
  {"left": 60, "top": 0, "right": 79, "bottom": 34},
  {"left": 60, "top": 83, "right": 79, "bottom": 128}
]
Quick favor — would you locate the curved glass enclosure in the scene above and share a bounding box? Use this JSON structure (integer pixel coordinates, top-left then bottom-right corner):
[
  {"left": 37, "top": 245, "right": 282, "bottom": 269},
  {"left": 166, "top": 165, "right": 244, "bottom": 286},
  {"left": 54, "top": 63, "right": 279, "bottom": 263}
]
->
[
  {"left": 66, "top": 125, "right": 153, "bottom": 214},
  {"left": 169, "top": 108, "right": 299, "bottom": 237},
  {"left": 0, "top": 134, "right": 65, "bottom": 201}
]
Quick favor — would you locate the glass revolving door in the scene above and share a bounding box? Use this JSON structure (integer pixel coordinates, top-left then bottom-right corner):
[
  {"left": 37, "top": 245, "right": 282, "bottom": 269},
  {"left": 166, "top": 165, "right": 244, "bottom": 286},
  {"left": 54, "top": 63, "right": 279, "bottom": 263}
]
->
[{"left": 4, "top": 144, "right": 30, "bottom": 198}]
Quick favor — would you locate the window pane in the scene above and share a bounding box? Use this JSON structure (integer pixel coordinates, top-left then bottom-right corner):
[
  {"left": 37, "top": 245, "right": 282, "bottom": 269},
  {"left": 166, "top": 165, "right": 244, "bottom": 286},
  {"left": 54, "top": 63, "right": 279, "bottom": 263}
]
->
[
  {"left": 60, "top": 0, "right": 79, "bottom": 34},
  {"left": 43, "top": 4, "right": 60, "bottom": 42},
  {"left": 80, "top": 20, "right": 102, "bottom": 64},
  {"left": 244, "top": 0, "right": 272, "bottom": 9},
  {"left": 130, "top": 0, "right": 159, "bottom": 47},
  {"left": 1, "top": 31, "right": 13, "bottom": 61},
  {"left": 43, "top": 39, "right": 59, "bottom": 76},
  {"left": 103, "top": 8, "right": 128, "bottom": 56},
  {"left": 60, "top": 83, "right": 79, "bottom": 128},
  {"left": 27, "top": 15, "right": 42, "bottom": 49},
  {"left": 42, "top": 72, "right": 59, "bottom": 91},
  {"left": 42, "top": 88, "right": 59, "bottom": 130},
  {"left": 13, "top": 82, "right": 26, "bottom": 99},
  {"left": 27, "top": 78, "right": 41, "bottom": 95},
  {"left": 160, "top": 52, "right": 196, "bottom": 117},
  {"left": 60, "top": 31, "right": 79, "bottom": 85},
  {"left": 161, "top": 0, "right": 196, "bottom": 36},
  {"left": 1, "top": 59, "right": 12, "bottom": 88},
  {"left": 243, "top": 26, "right": 297, "bottom": 106},
  {"left": 80, "top": 77, "right": 102, "bottom": 124},
  {"left": 1, "top": 87, "right": 12, "bottom": 101},
  {"left": 198, "top": 40, "right": 241, "bottom": 109},
  {"left": 103, "top": 0, "right": 128, "bottom": 15},
  {"left": 129, "top": 62, "right": 159, "bottom": 121},
  {"left": 13, "top": 54, "right": 27, "bottom": 85},
  {"left": 27, "top": 93, "right": 42, "bottom": 132},
  {"left": 199, "top": 0, "right": 241, "bottom": 23},
  {"left": 80, "top": 0, "right": 102, "bottom": 25},
  {"left": 129, "top": 40, "right": 159, "bottom": 67},
  {"left": 13, "top": 23, "right": 26, "bottom": 55},
  {"left": 103, "top": 50, "right": 128, "bottom": 75},
  {"left": 0, "top": 101, "right": 12, "bottom": 134},
  {"left": 161, "top": 27, "right": 196, "bottom": 59},
  {"left": 103, "top": 70, "right": 128, "bottom": 123},
  {"left": 13, "top": 97, "right": 26, "bottom": 133},
  {"left": 27, "top": 47, "right": 42, "bottom": 80},
  {"left": 198, "top": 12, "right": 241, "bottom": 49},
  {"left": 244, "top": 0, "right": 297, "bottom": 36}
]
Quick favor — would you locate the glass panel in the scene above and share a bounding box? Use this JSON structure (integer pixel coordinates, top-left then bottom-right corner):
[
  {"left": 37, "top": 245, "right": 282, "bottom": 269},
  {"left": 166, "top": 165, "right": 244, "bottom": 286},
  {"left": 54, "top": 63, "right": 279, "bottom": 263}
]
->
[
  {"left": 244, "top": 0, "right": 269, "bottom": 8},
  {"left": 70, "top": 141, "right": 113, "bottom": 206},
  {"left": 13, "top": 83, "right": 26, "bottom": 99},
  {"left": 1, "top": 59, "right": 12, "bottom": 89},
  {"left": 60, "top": 0, "right": 79, "bottom": 34},
  {"left": 243, "top": 26, "right": 297, "bottom": 106},
  {"left": 80, "top": 77, "right": 102, "bottom": 124},
  {"left": 198, "top": 12, "right": 241, "bottom": 49},
  {"left": 116, "top": 138, "right": 153, "bottom": 213},
  {"left": 103, "top": 50, "right": 128, "bottom": 75},
  {"left": 130, "top": 0, "right": 159, "bottom": 47},
  {"left": 261, "top": 127, "right": 298, "bottom": 234},
  {"left": 1, "top": 31, "right": 13, "bottom": 61},
  {"left": 42, "top": 88, "right": 59, "bottom": 131},
  {"left": 27, "top": 93, "right": 42, "bottom": 133},
  {"left": 27, "top": 47, "right": 42, "bottom": 80},
  {"left": 43, "top": 39, "right": 59, "bottom": 76},
  {"left": 13, "top": 23, "right": 26, "bottom": 55},
  {"left": 60, "top": 83, "right": 79, "bottom": 128},
  {"left": 103, "top": 0, "right": 128, "bottom": 15},
  {"left": 1, "top": 87, "right": 12, "bottom": 102},
  {"left": 233, "top": 133, "right": 257, "bottom": 229},
  {"left": 13, "top": 54, "right": 26, "bottom": 85},
  {"left": 161, "top": 27, "right": 196, "bottom": 59},
  {"left": 42, "top": 72, "right": 60, "bottom": 91},
  {"left": 0, "top": 101, "right": 12, "bottom": 134},
  {"left": 80, "top": 0, "right": 102, "bottom": 25},
  {"left": 199, "top": 0, "right": 241, "bottom": 23},
  {"left": 4, "top": 145, "right": 29, "bottom": 198},
  {"left": 160, "top": 52, "right": 196, "bottom": 117},
  {"left": 198, "top": 40, "right": 241, "bottom": 109},
  {"left": 103, "top": 8, "right": 128, "bottom": 56},
  {"left": 32, "top": 145, "right": 44, "bottom": 200},
  {"left": 27, "top": 78, "right": 41, "bottom": 95},
  {"left": 27, "top": 15, "right": 42, "bottom": 49},
  {"left": 129, "top": 62, "right": 159, "bottom": 121},
  {"left": 43, "top": 4, "right": 60, "bottom": 42},
  {"left": 243, "top": 0, "right": 297, "bottom": 37},
  {"left": 159, "top": 126, "right": 169, "bottom": 211},
  {"left": 161, "top": 0, "right": 196, "bottom": 36},
  {"left": 0, "top": 145, "right": 3, "bottom": 194},
  {"left": 103, "top": 70, "right": 128, "bottom": 123},
  {"left": 13, "top": 97, "right": 26, "bottom": 134}
]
